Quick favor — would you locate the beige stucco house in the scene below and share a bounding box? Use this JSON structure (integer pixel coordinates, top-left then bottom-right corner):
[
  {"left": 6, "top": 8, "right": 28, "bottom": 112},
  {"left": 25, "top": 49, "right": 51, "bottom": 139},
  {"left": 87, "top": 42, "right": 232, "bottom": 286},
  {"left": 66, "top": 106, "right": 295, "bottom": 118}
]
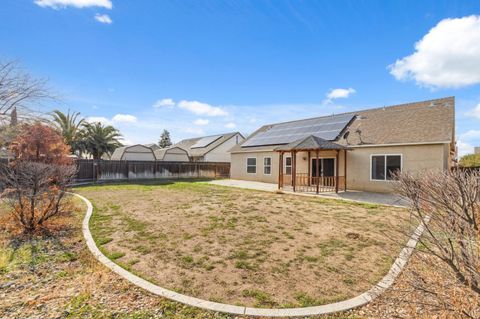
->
[
  {"left": 172, "top": 132, "right": 245, "bottom": 162},
  {"left": 230, "top": 97, "right": 456, "bottom": 193}
]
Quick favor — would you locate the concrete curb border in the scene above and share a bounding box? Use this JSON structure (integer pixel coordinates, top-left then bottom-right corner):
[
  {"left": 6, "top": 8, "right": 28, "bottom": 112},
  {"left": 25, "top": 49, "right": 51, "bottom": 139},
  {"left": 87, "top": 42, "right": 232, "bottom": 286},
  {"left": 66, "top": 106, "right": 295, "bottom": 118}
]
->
[{"left": 75, "top": 192, "right": 424, "bottom": 317}]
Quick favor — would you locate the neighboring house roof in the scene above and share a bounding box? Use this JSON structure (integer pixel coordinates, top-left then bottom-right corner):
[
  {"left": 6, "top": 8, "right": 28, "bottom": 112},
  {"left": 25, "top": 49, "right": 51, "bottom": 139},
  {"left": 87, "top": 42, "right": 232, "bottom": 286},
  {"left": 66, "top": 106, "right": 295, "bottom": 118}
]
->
[
  {"left": 154, "top": 146, "right": 189, "bottom": 160},
  {"left": 275, "top": 135, "right": 347, "bottom": 151},
  {"left": 144, "top": 143, "right": 160, "bottom": 151},
  {"left": 172, "top": 132, "right": 243, "bottom": 157},
  {"left": 231, "top": 97, "right": 455, "bottom": 153},
  {"left": 110, "top": 144, "right": 156, "bottom": 160}
]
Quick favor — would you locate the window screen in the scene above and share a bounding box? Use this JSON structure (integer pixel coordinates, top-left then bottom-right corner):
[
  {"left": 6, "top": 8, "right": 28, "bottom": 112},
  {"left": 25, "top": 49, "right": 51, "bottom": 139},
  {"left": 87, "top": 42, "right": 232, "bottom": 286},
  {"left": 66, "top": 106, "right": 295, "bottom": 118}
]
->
[
  {"left": 247, "top": 158, "right": 256, "bottom": 174},
  {"left": 285, "top": 157, "right": 292, "bottom": 175},
  {"left": 386, "top": 155, "right": 401, "bottom": 180},
  {"left": 264, "top": 157, "right": 271, "bottom": 175},
  {"left": 371, "top": 155, "right": 386, "bottom": 180}
]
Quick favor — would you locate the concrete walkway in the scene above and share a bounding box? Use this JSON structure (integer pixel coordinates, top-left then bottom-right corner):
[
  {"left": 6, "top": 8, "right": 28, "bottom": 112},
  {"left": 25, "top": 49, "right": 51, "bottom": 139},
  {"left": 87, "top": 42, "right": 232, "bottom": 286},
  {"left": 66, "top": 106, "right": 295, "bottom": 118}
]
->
[{"left": 209, "top": 179, "right": 409, "bottom": 207}]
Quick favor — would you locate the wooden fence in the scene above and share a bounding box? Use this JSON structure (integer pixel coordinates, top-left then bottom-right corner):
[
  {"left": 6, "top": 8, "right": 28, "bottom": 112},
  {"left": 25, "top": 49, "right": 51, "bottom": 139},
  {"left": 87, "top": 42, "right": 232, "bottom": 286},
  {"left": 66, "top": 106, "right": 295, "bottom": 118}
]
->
[
  {"left": 0, "top": 159, "right": 230, "bottom": 182},
  {"left": 75, "top": 160, "right": 230, "bottom": 182}
]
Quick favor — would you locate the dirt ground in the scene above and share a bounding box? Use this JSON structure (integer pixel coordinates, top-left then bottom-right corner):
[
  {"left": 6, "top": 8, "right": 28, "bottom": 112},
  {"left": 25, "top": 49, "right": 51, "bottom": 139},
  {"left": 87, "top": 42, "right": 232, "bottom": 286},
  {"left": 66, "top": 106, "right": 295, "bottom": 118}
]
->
[
  {"left": 78, "top": 180, "right": 409, "bottom": 308},
  {"left": 0, "top": 197, "right": 233, "bottom": 319}
]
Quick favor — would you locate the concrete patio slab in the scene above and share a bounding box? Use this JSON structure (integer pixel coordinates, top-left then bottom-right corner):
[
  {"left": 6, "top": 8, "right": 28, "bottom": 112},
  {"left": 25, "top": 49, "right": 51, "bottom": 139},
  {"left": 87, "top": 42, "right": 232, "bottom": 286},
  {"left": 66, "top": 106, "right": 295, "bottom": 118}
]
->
[{"left": 208, "top": 179, "right": 409, "bottom": 207}]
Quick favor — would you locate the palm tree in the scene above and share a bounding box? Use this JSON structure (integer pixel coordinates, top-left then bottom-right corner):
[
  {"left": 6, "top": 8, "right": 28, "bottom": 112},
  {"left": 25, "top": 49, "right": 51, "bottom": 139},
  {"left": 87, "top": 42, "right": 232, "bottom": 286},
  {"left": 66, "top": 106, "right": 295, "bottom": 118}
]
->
[
  {"left": 81, "top": 122, "right": 123, "bottom": 160},
  {"left": 51, "top": 110, "right": 84, "bottom": 155}
]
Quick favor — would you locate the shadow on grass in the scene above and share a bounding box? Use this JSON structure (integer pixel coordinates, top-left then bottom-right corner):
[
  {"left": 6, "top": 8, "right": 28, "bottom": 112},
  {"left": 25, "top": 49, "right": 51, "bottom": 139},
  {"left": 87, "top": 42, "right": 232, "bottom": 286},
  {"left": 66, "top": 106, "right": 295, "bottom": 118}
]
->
[
  {"left": 1, "top": 209, "right": 80, "bottom": 273},
  {"left": 73, "top": 178, "right": 217, "bottom": 189}
]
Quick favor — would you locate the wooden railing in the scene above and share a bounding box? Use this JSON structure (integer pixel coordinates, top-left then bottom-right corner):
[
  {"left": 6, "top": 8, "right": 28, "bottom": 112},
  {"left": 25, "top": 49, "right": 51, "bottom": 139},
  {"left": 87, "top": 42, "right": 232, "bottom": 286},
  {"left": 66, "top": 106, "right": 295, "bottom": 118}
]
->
[{"left": 282, "top": 173, "right": 345, "bottom": 193}]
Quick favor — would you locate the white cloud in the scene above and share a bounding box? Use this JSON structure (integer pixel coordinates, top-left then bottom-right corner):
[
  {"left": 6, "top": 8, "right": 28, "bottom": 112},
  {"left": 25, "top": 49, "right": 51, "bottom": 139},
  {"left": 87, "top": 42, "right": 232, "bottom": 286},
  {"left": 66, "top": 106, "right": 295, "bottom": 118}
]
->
[
  {"left": 86, "top": 114, "right": 137, "bottom": 125},
  {"left": 460, "top": 129, "right": 480, "bottom": 141},
  {"left": 457, "top": 140, "right": 475, "bottom": 157},
  {"left": 193, "top": 118, "right": 209, "bottom": 126},
  {"left": 86, "top": 116, "right": 112, "bottom": 125},
  {"left": 389, "top": 15, "right": 480, "bottom": 88},
  {"left": 225, "top": 122, "right": 236, "bottom": 129},
  {"left": 326, "top": 88, "right": 356, "bottom": 100},
  {"left": 153, "top": 98, "right": 175, "bottom": 108},
  {"left": 458, "top": 129, "right": 480, "bottom": 157},
  {"left": 34, "top": 0, "right": 112, "bottom": 9},
  {"left": 112, "top": 114, "right": 137, "bottom": 123},
  {"left": 468, "top": 103, "right": 480, "bottom": 119},
  {"left": 94, "top": 13, "right": 112, "bottom": 24},
  {"left": 178, "top": 100, "right": 228, "bottom": 117}
]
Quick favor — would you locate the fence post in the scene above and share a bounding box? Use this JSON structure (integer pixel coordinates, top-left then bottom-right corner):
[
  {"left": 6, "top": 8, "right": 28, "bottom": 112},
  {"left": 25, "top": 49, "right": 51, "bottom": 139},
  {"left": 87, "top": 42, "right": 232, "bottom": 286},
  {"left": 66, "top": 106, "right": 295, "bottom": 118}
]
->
[{"left": 97, "top": 160, "right": 101, "bottom": 181}]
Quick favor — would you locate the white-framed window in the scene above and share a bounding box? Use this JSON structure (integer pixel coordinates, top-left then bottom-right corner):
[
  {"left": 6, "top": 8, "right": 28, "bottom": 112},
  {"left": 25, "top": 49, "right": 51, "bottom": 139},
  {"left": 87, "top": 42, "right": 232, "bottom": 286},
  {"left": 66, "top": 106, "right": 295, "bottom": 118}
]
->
[
  {"left": 285, "top": 156, "right": 292, "bottom": 175},
  {"left": 370, "top": 154, "right": 402, "bottom": 181},
  {"left": 246, "top": 157, "right": 257, "bottom": 174},
  {"left": 263, "top": 157, "right": 272, "bottom": 175}
]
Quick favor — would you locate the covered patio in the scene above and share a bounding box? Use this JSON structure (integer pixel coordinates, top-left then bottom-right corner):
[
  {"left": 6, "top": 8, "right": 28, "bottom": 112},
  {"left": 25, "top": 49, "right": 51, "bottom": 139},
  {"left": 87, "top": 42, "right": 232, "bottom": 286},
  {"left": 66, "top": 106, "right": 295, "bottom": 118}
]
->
[{"left": 276, "top": 135, "right": 348, "bottom": 194}]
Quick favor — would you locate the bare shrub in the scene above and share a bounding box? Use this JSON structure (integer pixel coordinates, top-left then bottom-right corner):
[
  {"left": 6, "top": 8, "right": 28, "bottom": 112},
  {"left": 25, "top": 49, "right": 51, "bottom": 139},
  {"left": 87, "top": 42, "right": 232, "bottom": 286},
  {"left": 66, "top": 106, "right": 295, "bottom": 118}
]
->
[
  {"left": 394, "top": 169, "right": 480, "bottom": 318},
  {"left": 0, "top": 161, "right": 76, "bottom": 232}
]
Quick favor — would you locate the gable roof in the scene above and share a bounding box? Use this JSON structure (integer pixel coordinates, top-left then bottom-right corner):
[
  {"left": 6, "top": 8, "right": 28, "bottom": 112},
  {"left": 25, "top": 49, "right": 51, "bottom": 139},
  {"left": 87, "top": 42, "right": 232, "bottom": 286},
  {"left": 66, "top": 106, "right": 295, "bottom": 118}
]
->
[
  {"left": 144, "top": 143, "right": 160, "bottom": 151},
  {"left": 172, "top": 132, "right": 242, "bottom": 157},
  {"left": 231, "top": 97, "right": 454, "bottom": 153},
  {"left": 154, "top": 146, "right": 189, "bottom": 160},
  {"left": 275, "top": 135, "right": 347, "bottom": 151},
  {"left": 110, "top": 144, "right": 156, "bottom": 160}
]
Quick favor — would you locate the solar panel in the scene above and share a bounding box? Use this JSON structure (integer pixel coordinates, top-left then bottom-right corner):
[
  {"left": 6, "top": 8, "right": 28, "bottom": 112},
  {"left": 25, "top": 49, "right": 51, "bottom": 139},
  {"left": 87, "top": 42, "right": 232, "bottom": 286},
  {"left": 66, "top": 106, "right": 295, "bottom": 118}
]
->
[
  {"left": 191, "top": 135, "right": 222, "bottom": 148},
  {"left": 242, "top": 113, "right": 355, "bottom": 147}
]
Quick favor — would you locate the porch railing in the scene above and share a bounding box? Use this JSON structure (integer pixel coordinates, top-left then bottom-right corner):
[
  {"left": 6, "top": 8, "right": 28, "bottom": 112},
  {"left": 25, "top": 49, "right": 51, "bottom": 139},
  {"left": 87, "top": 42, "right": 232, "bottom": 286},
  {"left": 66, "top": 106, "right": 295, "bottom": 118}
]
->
[{"left": 282, "top": 173, "right": 345, "bottom": 193}]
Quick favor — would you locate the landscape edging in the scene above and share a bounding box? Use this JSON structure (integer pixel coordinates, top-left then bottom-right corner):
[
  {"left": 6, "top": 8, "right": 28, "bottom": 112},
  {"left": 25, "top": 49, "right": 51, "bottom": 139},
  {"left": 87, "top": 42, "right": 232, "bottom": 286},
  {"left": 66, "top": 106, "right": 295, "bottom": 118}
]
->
[{"left": 75, "top": 192, "right": 424, "bottom": 317}]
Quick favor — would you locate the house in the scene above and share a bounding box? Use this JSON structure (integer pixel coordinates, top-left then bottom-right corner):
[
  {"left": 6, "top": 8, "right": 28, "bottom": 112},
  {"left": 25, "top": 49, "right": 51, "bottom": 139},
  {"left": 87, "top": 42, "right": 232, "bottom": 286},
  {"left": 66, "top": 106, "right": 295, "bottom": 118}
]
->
[
  {"left": 475, "top": 147, "right": 480, "bottom": 154},
  {"left": 171, "top": 132, "right": 245, "bottom": 162},
  {"left": 229, "top": 97, "right": 455, "bottom": 193},
  {"left": 154, "top": 147, "right": 190, "bottom": 161},
  {"left": 110, "top": 144, "right": 157, "bottom": 161},
  {"left": 144, "top": 143, "right": 161, "bottom": 151}
]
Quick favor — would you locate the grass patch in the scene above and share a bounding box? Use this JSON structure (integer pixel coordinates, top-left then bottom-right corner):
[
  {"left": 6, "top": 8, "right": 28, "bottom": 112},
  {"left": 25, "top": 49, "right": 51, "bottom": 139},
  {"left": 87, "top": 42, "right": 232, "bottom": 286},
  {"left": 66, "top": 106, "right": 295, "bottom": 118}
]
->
[
  {"left": 107, "top": 252, "right": 126, "bottom": 260},
  {"left": 242, "top": 289, "right": 277, "bottom": 307}
]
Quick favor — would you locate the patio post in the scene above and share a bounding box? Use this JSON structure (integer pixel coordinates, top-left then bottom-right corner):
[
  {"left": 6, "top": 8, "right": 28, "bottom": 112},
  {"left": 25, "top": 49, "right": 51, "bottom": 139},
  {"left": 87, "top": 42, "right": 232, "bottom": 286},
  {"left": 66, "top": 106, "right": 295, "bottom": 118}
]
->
[
  {"left": 290, "top": 151, "right": 294, "bottom": 187},
  {"left": 344, "top": 149, "right": 347, "bottom": 191},
  {"left": 307, "top": 150, "right": 311, "bottom": 186},
  {"left": 335, "top": 150, "right": 339, "bottom": 193},
  {"left": 292, "top": 151, "right": 297, "bottom": 192},
  {"left": 316, "top": 149, "right": 319, "bottom": 194},
  {"left": 278, "top": 151, "right": 283, "bottom": 190}
]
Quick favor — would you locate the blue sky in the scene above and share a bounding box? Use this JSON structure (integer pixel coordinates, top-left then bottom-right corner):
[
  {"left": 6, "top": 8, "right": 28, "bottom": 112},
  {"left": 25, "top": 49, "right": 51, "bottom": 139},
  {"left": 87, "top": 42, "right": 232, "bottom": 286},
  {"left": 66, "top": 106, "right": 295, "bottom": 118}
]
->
[{"left": 1, "top": 0, "right": 480, "bottom": 155}]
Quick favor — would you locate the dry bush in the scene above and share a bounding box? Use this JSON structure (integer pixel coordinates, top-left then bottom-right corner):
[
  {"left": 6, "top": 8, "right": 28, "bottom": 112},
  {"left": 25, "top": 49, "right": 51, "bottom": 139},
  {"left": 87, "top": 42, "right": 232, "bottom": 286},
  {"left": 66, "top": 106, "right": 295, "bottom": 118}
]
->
[
  {"left": 0, "top": 161, "right": 76, "bottom": 232},
  {"left": 393, "top": 169, "right": 480, "bottom": 318},
  {"left": 9, "top": 123, "right": 72, "bottom": 165}
]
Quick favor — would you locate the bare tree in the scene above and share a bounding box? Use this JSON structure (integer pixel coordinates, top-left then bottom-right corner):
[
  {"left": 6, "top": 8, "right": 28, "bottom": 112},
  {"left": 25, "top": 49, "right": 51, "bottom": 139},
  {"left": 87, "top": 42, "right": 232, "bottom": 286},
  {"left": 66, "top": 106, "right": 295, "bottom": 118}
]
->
[
  {"left": 392, "top": 169, "right": 480, "bottom": 318},
  {"left": 0, "top": 161, "right": 76, "bottom": 232},
  {"left": 0, "top": 60, "right": 51, "bottom": 124}
]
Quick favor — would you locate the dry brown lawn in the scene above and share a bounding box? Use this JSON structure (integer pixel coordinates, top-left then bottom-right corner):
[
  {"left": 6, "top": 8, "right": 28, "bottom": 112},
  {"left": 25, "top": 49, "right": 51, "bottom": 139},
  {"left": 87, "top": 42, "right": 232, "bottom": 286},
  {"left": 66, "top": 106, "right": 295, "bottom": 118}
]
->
[{"left": 78, "top": 180, "right": 410, "bottom": 308}]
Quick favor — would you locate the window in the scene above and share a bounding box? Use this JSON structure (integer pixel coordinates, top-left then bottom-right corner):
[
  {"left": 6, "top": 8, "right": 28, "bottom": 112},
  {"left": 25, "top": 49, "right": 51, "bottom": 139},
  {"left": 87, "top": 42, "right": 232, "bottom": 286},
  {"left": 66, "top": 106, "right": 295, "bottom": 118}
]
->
[
  {"left": 371, "top": 155, "right": 402, "bottom": 181},
  {"left": 285, "top": 156, "right": 292, "bottom": 175},
  {"left": 263, "top": 157, "right": 271, "bottom": 175},
  {"left": 247, "top": 157, "right": 257, "bottom": 174}
]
